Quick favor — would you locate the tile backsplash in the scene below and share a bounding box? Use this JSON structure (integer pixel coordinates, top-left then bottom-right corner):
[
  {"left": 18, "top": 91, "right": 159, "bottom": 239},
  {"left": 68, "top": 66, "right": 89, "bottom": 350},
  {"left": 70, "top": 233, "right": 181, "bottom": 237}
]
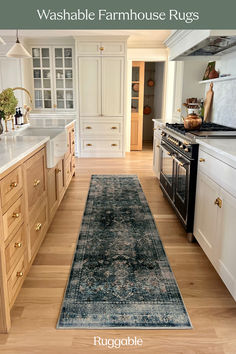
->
[
  {"left": 207, "top": 51, "right": 236, "bottom": 128},
  {"left": 207, "top": 80, "right": 236, "bottom": 128}
]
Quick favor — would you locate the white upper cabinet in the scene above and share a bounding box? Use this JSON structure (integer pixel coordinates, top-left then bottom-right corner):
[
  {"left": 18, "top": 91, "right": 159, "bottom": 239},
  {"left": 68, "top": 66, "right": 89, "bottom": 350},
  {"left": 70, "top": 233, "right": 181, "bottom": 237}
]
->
[
  {"left": 76, "top": 40, "right": 125, "bottom": 56},
  {"left": 102, "top": 57, "right": 124, "bottom": 116},
  {"left": 77, "top": 42, "right": 101, "bottom": 56},
  {"left": 78, "top": 57, "right": 101, "bottom": 116},
  {"left": 31, "top": 46, "right": 75, "bottom": 111}
]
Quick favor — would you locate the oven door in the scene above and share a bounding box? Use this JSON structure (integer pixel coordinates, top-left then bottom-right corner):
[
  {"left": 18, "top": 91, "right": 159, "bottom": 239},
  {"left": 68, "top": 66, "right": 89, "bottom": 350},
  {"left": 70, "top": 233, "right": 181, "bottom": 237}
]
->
[
  {"left": 173, "top": 154, "right": 190, "bottom": 223},
  {"left": 160, "top": 143, "right": 175, "bottom": 200}
]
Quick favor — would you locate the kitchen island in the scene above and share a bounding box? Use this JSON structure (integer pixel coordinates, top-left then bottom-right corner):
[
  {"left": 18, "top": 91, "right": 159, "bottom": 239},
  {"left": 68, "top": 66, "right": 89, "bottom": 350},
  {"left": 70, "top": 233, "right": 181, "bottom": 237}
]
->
[{"left": 0, "top": 121, "right": 75, "bottom": 333}]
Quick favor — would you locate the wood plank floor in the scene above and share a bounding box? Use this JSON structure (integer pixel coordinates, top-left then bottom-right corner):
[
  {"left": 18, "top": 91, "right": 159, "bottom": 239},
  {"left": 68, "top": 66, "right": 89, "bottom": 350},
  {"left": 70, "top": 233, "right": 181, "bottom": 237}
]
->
[{"left": 1, "top": 144, "right": 236, "bottom": 354}]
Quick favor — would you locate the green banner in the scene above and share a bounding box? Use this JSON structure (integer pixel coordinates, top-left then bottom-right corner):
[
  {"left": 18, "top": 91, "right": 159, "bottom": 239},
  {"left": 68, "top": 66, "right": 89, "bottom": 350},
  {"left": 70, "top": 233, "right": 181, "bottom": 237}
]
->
[{"left": 0, "top": 0, "right": 236, "bottom": 29}]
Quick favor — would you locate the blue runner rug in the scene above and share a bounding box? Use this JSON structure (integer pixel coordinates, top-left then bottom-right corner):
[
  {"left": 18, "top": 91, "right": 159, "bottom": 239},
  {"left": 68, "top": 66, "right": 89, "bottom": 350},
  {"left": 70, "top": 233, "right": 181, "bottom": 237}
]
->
[{"left": 57, "top": 175, "right": 192, "bottom": 329}]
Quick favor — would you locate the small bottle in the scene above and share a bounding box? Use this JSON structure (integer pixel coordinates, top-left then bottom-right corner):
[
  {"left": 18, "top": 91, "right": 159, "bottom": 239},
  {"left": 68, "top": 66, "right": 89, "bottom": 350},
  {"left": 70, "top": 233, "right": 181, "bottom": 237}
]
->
[
  {"left": 14, "top": 109, "right": 19, "bottom": 125},
  {"left": 16, "top": 109, "right": 22, "bottom": 125},
  {"left": 18, "top": 108, "right": 23, "bottom": 125}
]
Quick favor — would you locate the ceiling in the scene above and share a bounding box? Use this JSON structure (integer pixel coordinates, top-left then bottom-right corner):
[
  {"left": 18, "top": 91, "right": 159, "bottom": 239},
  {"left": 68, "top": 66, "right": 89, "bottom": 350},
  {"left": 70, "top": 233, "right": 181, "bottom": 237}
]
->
[{"left": 0, "top": 29, "right": 171, "bottom": 46}]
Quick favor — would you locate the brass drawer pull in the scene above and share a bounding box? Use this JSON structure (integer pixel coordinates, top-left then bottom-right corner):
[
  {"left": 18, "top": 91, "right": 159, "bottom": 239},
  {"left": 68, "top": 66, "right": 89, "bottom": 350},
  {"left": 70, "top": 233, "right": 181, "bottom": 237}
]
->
[
  {"left": 111, "top": 127, "right": 117, "bottom": 130},
  {"left": 100, "top": 46, "right": 104, "bottom": 51},
  {"left": 156, "top": 144, "right": 160, "bottom": 148},
  {"left": 35, "top": 223, "right": 42, "bottom": 231},
  {"left": 153, "top": 128, "right": 156, "bottom": 131},
  {"left": 16, "top": 271, "right": 23, "bottom": 278},
  {"left": 14, "top": 242, "right": 22, "bottom": 248},
  {"left": 73, "top": 164, "right": 75, "bottom": 168},
  {"left": 72, "top": 129, "right": 75, "bottom": 132},
  {"left": 72, "top": 141, "right": 75, "bottom": 145},
  {"left": 33, "top": 179, "right": 40, "bottom": 187},
  {"left": 10, "top": 182, "right": 18, "bottom": 188},
  {"left": 86, "top": 126, "right": 92, "bottom": 129},
  {"left": 56, "top": 168, "right": 61, "bottom": 174},
  {"left": 86, "top": 143, "right": 92, "bottom": 146},
  {"left": 111, "top": 144, "right": 117, "bottom": 147},
  {"left": 12, "top": 212, "right": 20, "bottom": 218},
  {"left": 67, "top": 170, "right": 70, "bottom": 174},
  {"left": 199, "top": 158, "right": 205, "bottom": 162},
  {"left": 214, "top": 197, "right": 222, "bottom": 208},
  {"left": 73, "top": 153, "right": 75, "bottom": 157}
]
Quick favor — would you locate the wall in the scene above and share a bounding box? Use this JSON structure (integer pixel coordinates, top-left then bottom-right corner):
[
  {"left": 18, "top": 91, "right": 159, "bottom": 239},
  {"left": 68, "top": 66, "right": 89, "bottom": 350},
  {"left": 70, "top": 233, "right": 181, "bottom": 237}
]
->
[{"left": 207, "top": 51, "right": 236, "bottom": 128}]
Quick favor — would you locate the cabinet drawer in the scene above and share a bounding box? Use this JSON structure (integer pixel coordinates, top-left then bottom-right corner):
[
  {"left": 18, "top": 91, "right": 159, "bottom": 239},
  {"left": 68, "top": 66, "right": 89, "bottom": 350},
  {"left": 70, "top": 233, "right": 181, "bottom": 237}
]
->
[
  {"left": 24, "top": 149, "right": 46, "bottom": 211},
  {"left": 3, "top": 195, "right": 24, "bottom": 242},
  {"left": 82, "top": 139, "right": 122, "bottom": 152},
  {"left": 5, "top": 224, "right": 26, "bottom": 276},
  {"left": 81, "top": 121, "right": 122, "bottom": 135},
  {"left": 198, "top": 148, "right": 236, "bottom": 197},
  {"left": 0, "top": 166, "right": 23, "bottom": 209},
  {"left": 8, "top": 252, "right": 27, "bottom": 306},
  {"left": 30, "top": 201, "right": 48, "bottom": 258}
]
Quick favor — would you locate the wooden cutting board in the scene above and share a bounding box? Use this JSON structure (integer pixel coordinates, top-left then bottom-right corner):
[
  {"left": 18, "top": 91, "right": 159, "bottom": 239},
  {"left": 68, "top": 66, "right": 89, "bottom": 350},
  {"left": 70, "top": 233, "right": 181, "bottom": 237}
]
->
[{"left": 204, "top": 83, "right": 214, "bottom": 122}]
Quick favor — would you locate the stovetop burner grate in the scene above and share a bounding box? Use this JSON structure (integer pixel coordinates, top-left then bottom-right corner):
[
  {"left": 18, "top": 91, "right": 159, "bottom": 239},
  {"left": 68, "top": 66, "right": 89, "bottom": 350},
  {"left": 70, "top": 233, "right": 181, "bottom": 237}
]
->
[{"left": 166, "top": 122, "right": 236, "bottom": 135}]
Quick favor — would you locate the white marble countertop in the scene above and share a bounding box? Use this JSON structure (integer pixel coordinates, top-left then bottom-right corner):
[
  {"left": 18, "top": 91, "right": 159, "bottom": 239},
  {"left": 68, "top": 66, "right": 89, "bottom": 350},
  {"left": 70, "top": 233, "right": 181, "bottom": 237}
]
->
[
  {"left": 197, "top": 138, "right": 236, "bottom": 169},
  {"left": 0, "top": 135, "right": 49, "bottom": 175}
]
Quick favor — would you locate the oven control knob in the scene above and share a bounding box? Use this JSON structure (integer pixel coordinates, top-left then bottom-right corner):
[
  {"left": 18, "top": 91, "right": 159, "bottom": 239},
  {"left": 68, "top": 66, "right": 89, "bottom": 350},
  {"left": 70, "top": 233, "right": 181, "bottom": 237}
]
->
[
  {"left": 184, "top": 148, "right": 189, "bottom": 152},
  {"left": 180, "top": 145, "right": 184, "bottom": 149},
  {"left": 161, "top": 132, "right": 166, "bottom": 136}
]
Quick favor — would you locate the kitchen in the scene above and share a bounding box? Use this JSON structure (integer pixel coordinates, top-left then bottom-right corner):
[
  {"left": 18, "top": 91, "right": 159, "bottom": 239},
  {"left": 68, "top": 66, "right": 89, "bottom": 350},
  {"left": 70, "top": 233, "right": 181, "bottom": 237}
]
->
[{"left": 0, "top": 29, "right": 236, "bottom": 353}]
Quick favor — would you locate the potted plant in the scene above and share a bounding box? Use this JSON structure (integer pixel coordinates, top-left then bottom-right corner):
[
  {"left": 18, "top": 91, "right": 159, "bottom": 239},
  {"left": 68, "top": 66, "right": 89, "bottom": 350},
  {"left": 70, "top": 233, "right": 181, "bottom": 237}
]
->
[{"left": 0, "top": 88, "right": 18, "bottom": 134}]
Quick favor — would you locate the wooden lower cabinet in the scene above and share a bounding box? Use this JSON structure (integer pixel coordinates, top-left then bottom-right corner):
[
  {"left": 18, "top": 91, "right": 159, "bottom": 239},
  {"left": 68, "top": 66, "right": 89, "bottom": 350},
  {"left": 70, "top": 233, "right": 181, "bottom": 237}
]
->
[{"left": 0, "top": 123, "right": 76, "bottom": 333}]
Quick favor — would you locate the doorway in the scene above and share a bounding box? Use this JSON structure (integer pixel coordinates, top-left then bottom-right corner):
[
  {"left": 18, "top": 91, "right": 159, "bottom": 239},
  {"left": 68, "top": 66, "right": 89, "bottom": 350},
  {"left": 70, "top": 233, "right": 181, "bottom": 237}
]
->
[{"left": 130, "top": 61, "right": 165, "bottom": 151}]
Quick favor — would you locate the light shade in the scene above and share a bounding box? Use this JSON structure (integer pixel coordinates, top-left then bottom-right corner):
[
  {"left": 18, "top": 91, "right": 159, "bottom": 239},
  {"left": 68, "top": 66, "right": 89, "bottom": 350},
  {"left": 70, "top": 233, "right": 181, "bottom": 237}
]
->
[
  {"left": 6, "top": 42, "right": 31, "bottom": 58},
  {"left": 6, "top": 30, "right": 31, "bottom": 58}
]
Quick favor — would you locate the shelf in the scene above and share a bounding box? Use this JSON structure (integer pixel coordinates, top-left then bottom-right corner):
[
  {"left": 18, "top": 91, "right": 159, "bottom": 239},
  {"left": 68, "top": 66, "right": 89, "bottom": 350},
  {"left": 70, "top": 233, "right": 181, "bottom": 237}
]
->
[{"left": 199, "top": 75, "right": 236, "bottom": 84}]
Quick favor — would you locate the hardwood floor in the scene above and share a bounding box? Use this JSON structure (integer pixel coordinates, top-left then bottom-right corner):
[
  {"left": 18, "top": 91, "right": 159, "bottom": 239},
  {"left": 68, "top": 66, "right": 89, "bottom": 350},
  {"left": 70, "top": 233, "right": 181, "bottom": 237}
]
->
[{"left": 0, "top": 145, "right": 236, "bottom": 354}]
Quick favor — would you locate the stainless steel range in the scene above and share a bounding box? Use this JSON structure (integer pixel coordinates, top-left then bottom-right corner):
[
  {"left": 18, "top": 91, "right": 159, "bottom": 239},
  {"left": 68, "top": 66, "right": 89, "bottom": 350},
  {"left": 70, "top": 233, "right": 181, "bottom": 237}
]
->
[{"left": 159, "top": 122, "right": 236, "bottom": 241}]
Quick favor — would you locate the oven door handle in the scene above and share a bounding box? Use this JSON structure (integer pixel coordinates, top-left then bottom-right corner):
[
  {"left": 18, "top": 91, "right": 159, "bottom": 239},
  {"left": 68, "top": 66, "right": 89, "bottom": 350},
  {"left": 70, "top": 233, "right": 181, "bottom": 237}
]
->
[
  {"left": 173, "top": 155, "right": 190, "bottom": 167},
  {"left": 160, "top": 143, "right": 173, "bottom": 156}
]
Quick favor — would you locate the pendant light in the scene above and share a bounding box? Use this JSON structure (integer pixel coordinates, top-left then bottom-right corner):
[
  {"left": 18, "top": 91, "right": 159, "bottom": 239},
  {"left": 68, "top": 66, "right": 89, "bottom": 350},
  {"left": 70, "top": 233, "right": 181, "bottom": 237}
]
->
[{"left": 6, "top": 30, "right": 31, "bottom": 58}]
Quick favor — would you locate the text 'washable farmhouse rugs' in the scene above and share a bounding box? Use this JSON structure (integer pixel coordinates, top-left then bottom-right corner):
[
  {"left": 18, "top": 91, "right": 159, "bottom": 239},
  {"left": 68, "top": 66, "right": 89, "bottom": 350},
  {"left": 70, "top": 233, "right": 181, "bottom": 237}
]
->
[{"left": 57, "top": 175, "right": 191, "bottom": 329}]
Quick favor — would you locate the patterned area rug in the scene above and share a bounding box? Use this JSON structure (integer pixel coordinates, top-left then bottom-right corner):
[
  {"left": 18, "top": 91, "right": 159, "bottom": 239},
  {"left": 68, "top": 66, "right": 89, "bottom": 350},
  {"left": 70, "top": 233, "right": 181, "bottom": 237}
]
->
[{"left": 57, "top": 175, "right": 192, "bottom": 329}]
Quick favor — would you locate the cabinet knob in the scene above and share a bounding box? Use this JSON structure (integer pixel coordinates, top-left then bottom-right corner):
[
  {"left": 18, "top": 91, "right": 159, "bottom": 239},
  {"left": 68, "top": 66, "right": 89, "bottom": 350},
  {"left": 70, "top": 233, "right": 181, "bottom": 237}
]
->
[
  {"left": 153, "top": 128, "right": 156, "bottom": 131},
  {"left": 72, "top": 129, "right": 75, "bottom": 133},
  {"left": 56, "top": 168, "right": 61, "bottom": 174},
  {"left": 156, "top": 144, "right": 160, "bottom": 148},
  {"left": 199, "top": 158, "right": 205, "bottom": 162},
  {"left": 177, "top": 108, "right": 181, "bottom": 112},
  {"left": 12, "top": 212, "right": 20, "bottom": 218},
  {"left": 73, "top": 153, "right": 75, "bottom": 157},
  {"left": 100, "top": 47, "right": 104, "bottom": 51},
  {"left": 14, "top": 242, "right": 22, "bottom": 248},
  {"left": 86, "top": 143, "right": 92, "bottom": 146},
  {"left": 16, "top": 271, "right": 23, "bottom": 278},
  {"left": 72, "top": 141, "right": 75, "bottom": 145},
  {"left": 111, "top": 127, "right": 117, "bottom": 130},
  {"left": 33, "top": 179, "right": 40, "bottom": 187},
  {"left": 35, "top": 223, "right": 42, "bottom": 231},
  {"left": 86, "top": 126, "right": 92, "bottom": 129},
  {"left": 214, "top": 197, "right": 222, "bottom": 208},
  {"left": 53, "top": 104, "right": 57, "bottom": 108},
  {"left": 10, "top": 182, "right": 18, "bottom": 188},
  {"left": 73, "top": 164, "right": 75, "bottom": 168},
  {"left": 111, "top": 143, "right": 117, "bottom": 147}
]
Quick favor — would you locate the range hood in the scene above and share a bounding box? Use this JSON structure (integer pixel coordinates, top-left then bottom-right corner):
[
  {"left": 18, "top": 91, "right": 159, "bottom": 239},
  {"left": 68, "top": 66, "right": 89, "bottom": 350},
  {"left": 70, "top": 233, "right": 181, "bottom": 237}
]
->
[{"left": 165, "top": 30, "right": 236, "bottom": 60}]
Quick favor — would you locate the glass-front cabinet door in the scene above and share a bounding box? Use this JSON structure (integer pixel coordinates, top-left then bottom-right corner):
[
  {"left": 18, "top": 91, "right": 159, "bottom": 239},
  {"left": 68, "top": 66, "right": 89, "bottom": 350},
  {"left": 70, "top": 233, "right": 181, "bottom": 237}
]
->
[
  {"left": 32, "top": 46, "right": 74, "bottom": 111},
  {"left": 32, "top": 47, "right": 52, "bottom": 109},
  {"left": 54, "top": 47, "right": 74, "bottom": 110}
]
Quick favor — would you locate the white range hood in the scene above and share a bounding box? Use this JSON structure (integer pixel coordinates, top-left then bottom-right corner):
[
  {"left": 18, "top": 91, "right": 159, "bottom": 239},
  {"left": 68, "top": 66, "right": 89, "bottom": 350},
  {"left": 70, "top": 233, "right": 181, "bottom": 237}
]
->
[{"left": 165, "top": 30, "right": 236, "bottom": 61}]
